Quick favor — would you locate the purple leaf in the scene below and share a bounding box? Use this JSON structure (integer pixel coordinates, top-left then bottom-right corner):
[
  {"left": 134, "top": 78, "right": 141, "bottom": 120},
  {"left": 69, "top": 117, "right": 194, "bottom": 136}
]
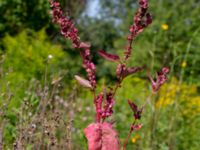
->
[
  {"left": 128, "top": 100, "right": 138, "bottom": 112},
  {"left": 84, "top": 123, "right": 120, "bottom": 150},
  {"left": 98, "top": 50, "right": 120, "bottom": 62},
  {"left": 128, "top": 100, "right": 143, "bottom": 120},
  {"left": 116, "top": 65, "right": 144, "bottom": 79},
  {"left": 123, "top": 66, "right": 144, "bottom": 77},
  {"left": 75, "top": 75, "right": 92, "bottom": 89}
]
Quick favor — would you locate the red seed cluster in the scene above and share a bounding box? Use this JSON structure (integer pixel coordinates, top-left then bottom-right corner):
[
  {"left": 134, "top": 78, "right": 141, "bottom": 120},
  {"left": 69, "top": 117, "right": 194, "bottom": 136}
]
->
[
  {"left": 81, "top": 50, "right": 96, "bottom": 88},
  {"left": 124, "top": 0, "right": 152, "bottom": 60},
  {"left": 50, "top": 0, "right": 96, "bottom": 88},
  {"left": 50, "top": 0, "right": 80, "bottom": 48},
  {"left": 116, "top": 64, "right": 126, "bottom": 79},
  {"left": 94, "top": 92, "right": 115, "bottom": 122},
  {"left": 95, "top": 93, "right": 103, "bottom": 122},
  {"left": 149, "top": 67, "right": 170, "bottom": 92},
  {"left": 101, "top": 92, "right": 115, "bottom": 119}
]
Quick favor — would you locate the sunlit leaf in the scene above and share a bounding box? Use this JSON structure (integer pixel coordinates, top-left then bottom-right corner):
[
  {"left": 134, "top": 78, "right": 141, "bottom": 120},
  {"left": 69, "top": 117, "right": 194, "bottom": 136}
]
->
[{"left": 74, "top": 75, "right": 92, "bottom": 89}]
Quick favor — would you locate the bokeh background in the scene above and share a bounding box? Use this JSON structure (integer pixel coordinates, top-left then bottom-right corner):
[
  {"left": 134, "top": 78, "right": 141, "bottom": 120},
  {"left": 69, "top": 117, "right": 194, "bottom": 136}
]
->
[{"left": 0, "top": 0, "right": 200, "bottom": 149}]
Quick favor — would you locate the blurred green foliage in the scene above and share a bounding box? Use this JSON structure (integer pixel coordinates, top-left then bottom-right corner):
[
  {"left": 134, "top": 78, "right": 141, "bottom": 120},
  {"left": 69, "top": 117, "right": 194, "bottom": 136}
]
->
[
  {"left": 0, "top": 0, "right": 50, "bottom": 36},
  {"left": 0, "top": 0, "right": 87, "bottom": 37},
  {"left": 0, "top": 30, "right": 66, "bottom": 107}
]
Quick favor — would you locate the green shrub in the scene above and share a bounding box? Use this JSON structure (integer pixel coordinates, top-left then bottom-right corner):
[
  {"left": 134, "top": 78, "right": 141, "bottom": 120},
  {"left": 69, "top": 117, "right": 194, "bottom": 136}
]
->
[{"left": 0, "top": 29, "right": 65, "bottom": 107}]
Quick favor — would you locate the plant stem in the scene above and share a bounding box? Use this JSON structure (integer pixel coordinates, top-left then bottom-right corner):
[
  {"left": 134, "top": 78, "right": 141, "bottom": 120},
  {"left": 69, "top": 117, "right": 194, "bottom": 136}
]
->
[
  {"left": 112, "top": 78, "right": 123, "bottom": 97},
  {"left": 123, "top": 120, "right": 135, "bottom": 150},
  {"left": 0, "top": 127, "right": 3, "bottom": 150},
  {"left": 123, "top": 129, "right": 133, "bottom": 150}
]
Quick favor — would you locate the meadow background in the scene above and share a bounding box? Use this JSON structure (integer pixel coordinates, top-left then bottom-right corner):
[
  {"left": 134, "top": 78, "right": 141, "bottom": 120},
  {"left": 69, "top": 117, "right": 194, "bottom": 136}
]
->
[{"left": 0, "top": 0, "right": 200, "bottom": 149}]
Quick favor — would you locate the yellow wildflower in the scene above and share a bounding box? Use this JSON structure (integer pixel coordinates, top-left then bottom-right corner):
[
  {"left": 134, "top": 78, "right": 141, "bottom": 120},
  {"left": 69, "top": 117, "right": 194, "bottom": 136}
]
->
[
  {"left": 181, "top": 61, "right": 187, "bottom": 68},
  {"left": 156, "top": 77, "right": 200, "bottom": 117},
  {"left": 161, "top": 24, "right": 169, "bottom": 30},
  {"left": 131, "top": 135, "right": 139, "bottom": 144}
]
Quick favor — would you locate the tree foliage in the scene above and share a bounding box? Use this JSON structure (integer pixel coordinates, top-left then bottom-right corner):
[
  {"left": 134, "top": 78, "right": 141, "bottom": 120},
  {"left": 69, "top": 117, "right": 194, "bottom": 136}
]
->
[{"left": 0, "top": 0, "right": 87, "bottom": 37}]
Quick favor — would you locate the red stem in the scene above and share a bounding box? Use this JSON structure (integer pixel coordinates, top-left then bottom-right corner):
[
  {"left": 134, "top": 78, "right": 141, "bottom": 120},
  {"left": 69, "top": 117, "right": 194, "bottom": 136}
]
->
[{"left": 123, "top": 120, "right": 136, "bottom": 150}]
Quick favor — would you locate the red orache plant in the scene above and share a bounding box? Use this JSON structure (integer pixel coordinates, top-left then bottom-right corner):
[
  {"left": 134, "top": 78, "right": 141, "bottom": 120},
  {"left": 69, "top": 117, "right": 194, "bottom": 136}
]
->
[{"left": 49, "top": 0, "right": 169, "bottom": 149}]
